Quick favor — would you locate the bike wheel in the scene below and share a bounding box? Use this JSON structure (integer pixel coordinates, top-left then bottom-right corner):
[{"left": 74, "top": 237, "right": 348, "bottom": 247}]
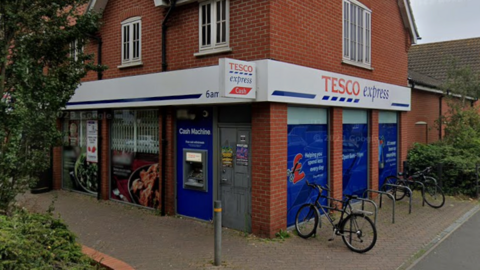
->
[
  {"left": 295, "top": 204, "right": 319, "bottom": 239},
  {"left": 383, "top": 176, "right": 407, "bottom": 201},
  {"left": 340, "top": 213, "right": 377, "bottom": 253},
  {"left": 423, "top": 178, "right": 445, "bottom": 208}
]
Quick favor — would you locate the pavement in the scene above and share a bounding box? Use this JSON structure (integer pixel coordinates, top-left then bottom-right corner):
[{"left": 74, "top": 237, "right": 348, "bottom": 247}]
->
[
  {"left": 409, "top": 206, "right": 480, "bottom": 270},
  {"left": 17, "top": 190, "right": 479, "bottom": 270}
]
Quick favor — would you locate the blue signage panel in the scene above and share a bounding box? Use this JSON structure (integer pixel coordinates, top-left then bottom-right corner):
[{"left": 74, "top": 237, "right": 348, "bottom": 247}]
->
[
  {"left": 287, "top": 124, "right": 328, "bottom": 226},
  {"left": 342, "top": 124, "right": 368, "bottom": 197},
  {"left": 176, "top": 108, "right": 213, "bottom": 221},
  {"left": 379, "top": 123, "right": 398, "bottom": 187}
]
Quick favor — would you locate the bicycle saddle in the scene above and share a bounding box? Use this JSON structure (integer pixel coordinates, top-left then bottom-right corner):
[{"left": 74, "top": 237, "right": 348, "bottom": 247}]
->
[{"left": 345, "top": 194, "right": 358, "bottom": 200}]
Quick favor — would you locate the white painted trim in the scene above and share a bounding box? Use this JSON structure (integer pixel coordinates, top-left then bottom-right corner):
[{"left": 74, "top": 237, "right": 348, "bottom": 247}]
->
[
  {"left": 198, "top": 0, "right": 230, "bottom": 53},
  {"left": 154, "top": 0, "right": 196, "bottom": 7},
  {"left": 342, "top": 59, "right": 373, "bottom": 70},
  {"left": 117, "top": 61, "right": 143, "bottom": 69},
  {"left": 121, "top": 17, "right": 142, "bottom": 66},
  {"left": 194, "top": 47, "right": 232, "bottom": 57},
  {"left": 411, "top": 84, "right": 443, "bottom": 94},
  {"left": 67, "top": 60, "right": 411, "bottom": 111}
]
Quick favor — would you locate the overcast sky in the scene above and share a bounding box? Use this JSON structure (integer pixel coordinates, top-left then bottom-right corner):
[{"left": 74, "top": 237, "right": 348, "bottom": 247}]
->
[{"left": 410, "top": 0, "right": 480, "bottom": 44}]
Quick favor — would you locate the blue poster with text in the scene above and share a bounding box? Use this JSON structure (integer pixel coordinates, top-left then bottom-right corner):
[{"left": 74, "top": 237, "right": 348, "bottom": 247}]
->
[
  {"left": 379, "top": 123, "right": 398, "bottom": 188},
  {"left": 287, "top": 124, "right": 328, "bottom": 226},
  {"left": 342, "top": 124, "right": 368, "bottom": 198}
]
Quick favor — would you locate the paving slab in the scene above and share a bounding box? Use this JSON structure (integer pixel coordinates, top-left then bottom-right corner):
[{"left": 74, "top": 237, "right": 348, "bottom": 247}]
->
[{"left": 18, "top": 191, "right": 478, "bottom": 270}]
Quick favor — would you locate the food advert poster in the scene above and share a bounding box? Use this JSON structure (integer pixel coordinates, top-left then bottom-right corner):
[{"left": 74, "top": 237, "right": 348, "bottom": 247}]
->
[
  {"left": 68, "top": 121, "right": 79, "bottom": 146},
  {"left": 62, "top": 146, "right": 99, "bottom": 195},
  {"left": 86, "top": 120, "right": 98, "bottom": 163},
  {"left": 110, "top": 151, "right": 160, "bottom": 209}
]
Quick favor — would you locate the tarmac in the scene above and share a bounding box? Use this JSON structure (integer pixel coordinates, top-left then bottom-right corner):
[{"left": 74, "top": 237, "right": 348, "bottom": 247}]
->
[{"left": 18, "top": 190, "right": 479, "bottom": 270}]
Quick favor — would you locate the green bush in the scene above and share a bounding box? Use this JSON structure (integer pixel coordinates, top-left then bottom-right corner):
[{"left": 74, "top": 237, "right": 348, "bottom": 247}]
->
[
  {"left": 0, "top": 209, "right": 101, "bottom": 269},
  {"left": 407, "top": 142, "right": 480, "bottom": 197}
]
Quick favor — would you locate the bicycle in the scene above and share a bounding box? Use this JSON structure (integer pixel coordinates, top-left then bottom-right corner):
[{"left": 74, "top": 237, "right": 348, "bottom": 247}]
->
[
  {"left": 383, "top": 166, "right": 445, "bottom": 208},
  {"left": 294, "top": 180, "right": 377, "bottom": 253}
]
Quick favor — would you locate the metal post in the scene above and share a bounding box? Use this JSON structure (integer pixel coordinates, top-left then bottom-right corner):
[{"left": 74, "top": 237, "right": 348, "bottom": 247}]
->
[{"left": 214, "top": 201, "right": 222, "bottom": 266}]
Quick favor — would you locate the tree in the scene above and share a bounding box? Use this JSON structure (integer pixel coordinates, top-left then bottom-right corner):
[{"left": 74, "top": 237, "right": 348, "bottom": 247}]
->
[{"left": 0, "top": 0, "right": 103, "bottom": 213}]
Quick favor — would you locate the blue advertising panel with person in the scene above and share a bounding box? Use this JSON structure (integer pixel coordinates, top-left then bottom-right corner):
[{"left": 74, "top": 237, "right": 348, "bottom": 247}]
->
[
  {"left": 378, "top": 111, "right": 398, "bottom": 188},
  {"left": 342, "top": 110, "right": 368, "bottom": 198},
  {"left": 286, "top": 107, "right": 328, "bottom": 227}
]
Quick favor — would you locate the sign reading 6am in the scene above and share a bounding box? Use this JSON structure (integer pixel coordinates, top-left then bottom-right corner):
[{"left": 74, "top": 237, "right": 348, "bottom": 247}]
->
[{"left": 220, "top": 58, "right": 257, "bottom": 99}]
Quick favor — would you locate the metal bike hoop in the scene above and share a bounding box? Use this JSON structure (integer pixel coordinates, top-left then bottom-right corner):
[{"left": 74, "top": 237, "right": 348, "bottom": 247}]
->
[{"left": 363, "top": 189, "right": 395, "bottom": 224}]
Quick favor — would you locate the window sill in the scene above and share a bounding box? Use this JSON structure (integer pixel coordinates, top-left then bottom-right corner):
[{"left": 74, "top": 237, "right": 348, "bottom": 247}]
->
[
  {"left": 342, "top": 59, "right": 374, "bottom": 71},
  {"left": 117, "top": 61, "right": 143, "bottom": 69},
  {"left": 194, "top": 47, "right": 232, "bottom": 57}
]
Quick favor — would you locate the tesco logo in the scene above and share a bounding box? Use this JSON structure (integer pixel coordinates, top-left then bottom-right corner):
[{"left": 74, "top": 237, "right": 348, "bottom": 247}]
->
[
  {"left": 229, "top": 63, "right": 254, "bottom": 73},
  {"left": 322, "top": 75, "right": 361, "bottom": 96}
]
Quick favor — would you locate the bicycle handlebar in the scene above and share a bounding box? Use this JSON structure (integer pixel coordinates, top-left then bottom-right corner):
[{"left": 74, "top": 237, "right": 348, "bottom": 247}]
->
[{"left": 304, "top": 179, "right": 330, "bottom": 193}]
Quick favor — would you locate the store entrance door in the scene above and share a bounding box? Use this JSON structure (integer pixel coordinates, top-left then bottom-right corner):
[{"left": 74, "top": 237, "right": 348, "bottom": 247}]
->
[{"left": 219, "top": 127, "right": 252, "bottom": 232}]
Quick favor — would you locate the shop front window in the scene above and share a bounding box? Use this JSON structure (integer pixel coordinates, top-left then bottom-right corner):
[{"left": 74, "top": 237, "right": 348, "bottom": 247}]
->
[
  {"left": 286, "top": 107, "right": 329, "bottom": 226},
  {"left": 110, "top": 110, "right": 160, "bottom": 209},
  {"left": 62, "top": 111, "right": 100, "bottom": 195}
]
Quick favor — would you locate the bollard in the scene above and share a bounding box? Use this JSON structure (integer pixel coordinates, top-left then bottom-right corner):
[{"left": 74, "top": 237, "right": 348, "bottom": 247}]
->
[{"left": 214, "top": 200, "right": 222, "bottom": 266}]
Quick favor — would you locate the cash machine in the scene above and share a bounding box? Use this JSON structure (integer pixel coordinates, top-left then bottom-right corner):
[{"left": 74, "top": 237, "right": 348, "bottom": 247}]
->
[{"left": 183, "top": 149, "right": 208, "bottom": 192}]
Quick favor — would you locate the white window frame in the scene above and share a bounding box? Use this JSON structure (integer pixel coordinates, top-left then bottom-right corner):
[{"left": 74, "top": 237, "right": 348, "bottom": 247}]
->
[
  {"left": 342, "top": 0, "right": 372, "bottom": 69},
  {"left": 120, "top": 17, "right": 142, "bottom": 68},
  {"left": 70, "top": 39, "right": 84, "bottom": 62},
  {"left": 195, "top": 0, "right": 231, "bottom": 57}
]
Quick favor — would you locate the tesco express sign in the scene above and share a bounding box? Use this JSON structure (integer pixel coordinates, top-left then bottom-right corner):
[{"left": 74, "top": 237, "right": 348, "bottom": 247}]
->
[
  {"left": 321, "top": 75, "right": 390, "bottom": 102},
  {"left": 220, "top": 58, "right": 257, "bottom": 99}
]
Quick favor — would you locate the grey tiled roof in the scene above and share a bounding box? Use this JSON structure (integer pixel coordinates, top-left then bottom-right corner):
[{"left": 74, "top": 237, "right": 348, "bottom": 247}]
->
[{"left": 408, "top": 37, "right": 480, "bottom": 87}]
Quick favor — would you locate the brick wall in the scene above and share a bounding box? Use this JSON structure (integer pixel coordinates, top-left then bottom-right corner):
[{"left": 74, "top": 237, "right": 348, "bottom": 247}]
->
[
  {"left": 269, "top": 0, "right": 410, "bottom": 87},
  {"left": 369, "top": 110, "right": 379, "bottom": 193},
  {"left": 83, "top": 0, "right": 270, "bottom": 82},
  {"left": 251, "top": 103, "right": 288, "bottom": 238},
  {"left": 100, "top": 112, "right": 110, "bottom": 200},
  {"left": 84, "top": 0, "right": 411, "bottom": 88},
  {"left": 329, "top": 107, "right": 343, "bottom": 200}
]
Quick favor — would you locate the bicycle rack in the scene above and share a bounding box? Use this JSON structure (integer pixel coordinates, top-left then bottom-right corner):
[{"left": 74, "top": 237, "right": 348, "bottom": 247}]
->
[
  {"left": 355, "top": 197, "right": 378, "bottom": 225},
  {"left": 412, "top": 181, "right": 426, "bottom": 207},
  {"left": 381, "top": 184, "right": 413, "bottom": 214},
  {"left": 362, "top": 189, "right": 395, "bottom": 224}
]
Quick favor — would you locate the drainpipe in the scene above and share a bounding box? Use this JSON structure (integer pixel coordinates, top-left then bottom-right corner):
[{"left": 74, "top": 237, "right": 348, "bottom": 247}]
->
[
  {"left": 88, "top": 35, "right": 103, "bottom": 80},
  {"left": 160, "top": 1, "right": 176, "bottom": 216},
  {"left": 162, "top": 0, "right": 177, "bottom": 72}
]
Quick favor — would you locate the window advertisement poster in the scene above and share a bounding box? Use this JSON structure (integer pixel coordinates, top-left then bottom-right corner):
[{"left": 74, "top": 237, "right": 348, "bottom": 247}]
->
[
  {"left": 86, "top": 120, "right": 98, "bottom": 163},
  {"left": 286, "top": 107, "right": 328, "bottom": 226},
  {"left": 110, "top": 151, "right": 160, "bottom": 209},
  {"left": 379, "top": 112, "right": 398, "bottom": 188},
  {"left": 342, "top": 111, "right": 369, "bottom": 198},
  {"left": 236, "top": 144, "right": 249, "bottom": 166},
  {"left": 109, "top": 110, "right": 160, "bottom": 209},
  {"left": 62, "top": 114, "right": 99, "bottom": 195}
]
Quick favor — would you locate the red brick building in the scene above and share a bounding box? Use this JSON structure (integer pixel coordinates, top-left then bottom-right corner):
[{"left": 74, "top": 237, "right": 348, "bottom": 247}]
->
[
  {"left": 53, "top": 0, "right": 419, "bottom": 237},
  {"left": 407, "top": 37, "right": 480, "bottom": 149}
]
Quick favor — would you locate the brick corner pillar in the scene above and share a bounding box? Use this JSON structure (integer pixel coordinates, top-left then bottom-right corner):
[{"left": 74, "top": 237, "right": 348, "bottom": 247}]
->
[
  {"left": 330, "top": 107, "right": 343, "bottom": 201},
  {"left": 369, "top": 110, "right": 379, "bottom": 195},
  {"left": 399, "top": 111, "right": 408, "bottom": 172},
  {"left": 52, "top": 119, "right": 63, "bottom": 190},
  {"left": 164, "top": 108, "right": 176, "bottom": 216},
  {"left": 251, "top": 102, "right": 288, "bottom": 238},
  {"left": 100, "top": 112, "right": 110, "bottom": 200}
]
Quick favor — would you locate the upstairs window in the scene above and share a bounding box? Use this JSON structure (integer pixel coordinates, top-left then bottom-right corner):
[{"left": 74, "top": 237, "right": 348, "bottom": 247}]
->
[
  {"left": 70, "top": 39, "right": 83, "bottom": 61},
  {"left": 343, "top": 0, "right": 371, "bottom": 67},
  {"left": 121, "top": 17, "right": 142, "bottom": 66},
  {"left": 198, "top": 0, "right": 230, "bottom": 54}
]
